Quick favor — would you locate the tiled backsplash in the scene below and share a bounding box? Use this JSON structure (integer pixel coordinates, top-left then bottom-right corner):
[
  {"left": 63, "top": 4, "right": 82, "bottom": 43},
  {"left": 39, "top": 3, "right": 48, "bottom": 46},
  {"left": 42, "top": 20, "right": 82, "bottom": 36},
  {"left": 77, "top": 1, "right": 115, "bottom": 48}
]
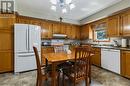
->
[
  {"left": 82, "top": 37, "right": 130, "bottom": 46},
  {"left": 42, "top": 37, "right": 130, "bottom": 47},
  {"left": 42, "top": 39, "right": 80, "bottom": 45}
]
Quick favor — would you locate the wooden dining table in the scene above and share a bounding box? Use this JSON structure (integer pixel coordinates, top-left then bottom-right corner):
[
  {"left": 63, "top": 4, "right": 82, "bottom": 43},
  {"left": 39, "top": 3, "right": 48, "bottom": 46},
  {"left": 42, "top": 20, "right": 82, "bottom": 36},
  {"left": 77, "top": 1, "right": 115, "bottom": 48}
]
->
[{"left": 43, "top": 52, "right": 93, "bottom": 86}]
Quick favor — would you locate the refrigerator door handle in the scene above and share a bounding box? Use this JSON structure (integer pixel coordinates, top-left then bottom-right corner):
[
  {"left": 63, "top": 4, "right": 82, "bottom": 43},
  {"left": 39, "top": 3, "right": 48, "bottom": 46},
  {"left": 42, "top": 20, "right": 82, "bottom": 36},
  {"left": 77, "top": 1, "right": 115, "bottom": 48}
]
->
[
  {"left": 18, "top": 54, "right": 35, "bottom": 57},
  {"left": 26, "top": 28, "right": 28, "bottom": 50},
  {"left": 28, "top": 27, "right": 30, "bottom": 51}
]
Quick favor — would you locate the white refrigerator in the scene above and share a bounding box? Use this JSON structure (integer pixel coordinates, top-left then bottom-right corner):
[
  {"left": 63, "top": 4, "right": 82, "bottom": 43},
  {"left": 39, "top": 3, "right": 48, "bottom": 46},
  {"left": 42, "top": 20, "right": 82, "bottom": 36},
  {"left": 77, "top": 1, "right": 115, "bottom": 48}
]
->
[{"left": 14, "top": 24, "right": 41, "bottom": 73}]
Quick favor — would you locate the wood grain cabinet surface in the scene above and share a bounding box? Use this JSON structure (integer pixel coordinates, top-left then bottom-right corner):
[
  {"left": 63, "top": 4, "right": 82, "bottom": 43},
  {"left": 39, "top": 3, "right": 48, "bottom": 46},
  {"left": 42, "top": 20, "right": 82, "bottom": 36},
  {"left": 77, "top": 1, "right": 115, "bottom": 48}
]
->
[
  {"left": 80, "top": 24, "right": 90, "bottom": 40},
  {"left": 107, "top": 15, "right": 120, "bottom": 37},
  {"left": 0, "top": 14, "right": 15, "bottom": 73},
  {"left": 121, "top": 10, "right": 130, "bottom": 36},
  {"left": 121, "top": 51, "right": 130, "bottom": 79},
  {"left": 107, "top": 9, "right": 130, "bottom": 37},
  {"left": 91, "top": 48, "right": 101, "bottom": 67}
]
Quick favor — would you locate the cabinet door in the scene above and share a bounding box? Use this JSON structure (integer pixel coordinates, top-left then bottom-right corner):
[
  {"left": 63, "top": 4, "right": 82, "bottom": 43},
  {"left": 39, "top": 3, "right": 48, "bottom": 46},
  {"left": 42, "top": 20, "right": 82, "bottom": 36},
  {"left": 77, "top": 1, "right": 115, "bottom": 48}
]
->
[
  {"left": 0, "top": 51, "right": 13, "bottom": 72},
  {"left": 75, "top": 26, "right": 80, "bottom": 40},
  {"left": 41, "top": 21, "right": 53, "bottom": 39},
  {"left": 60, "top": 23, "right": 66, "bottom": 34},
  {"left": 121, "top": 11, "right": 130, "bottom": 36},
  {"left": 71, "top": 25, "right": 76, "bottom": 39},
  {"left": 107, "top": 15, "right": 120, "bottom": 37},
  {"left": 52, "top": 23, "right": 60, "bottom": 34},
  {"left": 121, "top": 51, "right": 130, "bottom": 78},
  {"left": 91, "top": 48, "right": 101, "bottom": 66},
  {"left": 81, "top": 24, "right": 89, "bottom": 40},
  {"left": 66, "top": 25, "right": 72, "bottom": 39},
  {"left": 0, "top": 30, "right": 12, "bottom": 51}
]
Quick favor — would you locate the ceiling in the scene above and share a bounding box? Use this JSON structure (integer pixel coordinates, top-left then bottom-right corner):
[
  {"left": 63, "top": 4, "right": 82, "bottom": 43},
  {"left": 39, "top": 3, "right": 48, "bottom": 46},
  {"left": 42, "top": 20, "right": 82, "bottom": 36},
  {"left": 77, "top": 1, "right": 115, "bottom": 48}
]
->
[{"left": 16, "top": 0, "right": 122, "bottom": 24}]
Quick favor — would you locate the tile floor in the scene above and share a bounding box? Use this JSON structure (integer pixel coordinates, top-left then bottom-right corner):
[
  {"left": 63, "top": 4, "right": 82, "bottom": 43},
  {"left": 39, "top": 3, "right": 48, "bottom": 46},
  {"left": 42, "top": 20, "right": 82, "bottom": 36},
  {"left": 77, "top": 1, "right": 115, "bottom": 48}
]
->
[{"left": 0, "top": 66, "right": 130, "bottom": 86}]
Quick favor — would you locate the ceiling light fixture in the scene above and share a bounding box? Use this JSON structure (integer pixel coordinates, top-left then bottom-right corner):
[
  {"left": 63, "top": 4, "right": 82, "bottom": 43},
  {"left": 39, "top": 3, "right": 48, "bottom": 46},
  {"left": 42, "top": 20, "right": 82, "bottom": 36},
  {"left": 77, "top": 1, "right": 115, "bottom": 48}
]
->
[{"left": 50, "top": 0, "right": 75, "bottom": 13}]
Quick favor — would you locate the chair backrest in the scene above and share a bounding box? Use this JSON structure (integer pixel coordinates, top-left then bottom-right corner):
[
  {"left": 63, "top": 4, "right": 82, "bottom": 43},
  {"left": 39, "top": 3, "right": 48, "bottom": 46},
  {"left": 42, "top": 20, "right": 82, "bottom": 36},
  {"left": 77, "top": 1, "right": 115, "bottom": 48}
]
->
[
  {"left": 33, "top": 46, "right": 42, "bottom": 75},
  {"left": 74, "top": 47, "right": 91, "bottom": 81},
  {"left": 82, "top": 45, "right": 95, "bottom": 54}
]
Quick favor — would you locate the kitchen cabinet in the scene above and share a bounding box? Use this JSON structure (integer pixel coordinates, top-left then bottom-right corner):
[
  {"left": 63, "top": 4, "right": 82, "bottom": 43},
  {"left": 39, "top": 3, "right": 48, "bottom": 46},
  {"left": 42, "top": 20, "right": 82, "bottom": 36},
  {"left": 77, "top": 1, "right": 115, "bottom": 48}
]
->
[
  {"left": 52, "top": 22, "right": 61, "bottom": 34},
  {"left": 121, "top": 10, "right": 130, "bottom": 36},
  {"left": 75, "top": 26, "right": 80, "bottom": 40},
  {"left": 0, "top": 51, "right": 13, "bottom": 73},
  {"left": 16, "top": 15, "right": 80, "bottom": 39},
  {"left": 60, "top": 23, "right": 67, "bottom": 34},
  {"left": 71, "top": 25, "right": 77, "bottom": 39},
  {"left": 66, "top": 24, "right": 72, "bottom": 39},
  {"left": 107, "top": 9, "right": 130, "bottom": 37},
  {"left": 107, "top": 15, "right": 120, "bottom": 37},
  {"left": 41, "top": 21, "right": 53, "bottom": 39},
  {"left": 91, "top": 48, "right": 101, "bottom": 67},
  {"left": 80, "top": 24, "right": 92, "bottom": 40},
  {"left": 0, "top": 14, "right": 15, "bottom": 73},
  {"left": 121, "top": 51, "right": 130, "bottom": 78}
]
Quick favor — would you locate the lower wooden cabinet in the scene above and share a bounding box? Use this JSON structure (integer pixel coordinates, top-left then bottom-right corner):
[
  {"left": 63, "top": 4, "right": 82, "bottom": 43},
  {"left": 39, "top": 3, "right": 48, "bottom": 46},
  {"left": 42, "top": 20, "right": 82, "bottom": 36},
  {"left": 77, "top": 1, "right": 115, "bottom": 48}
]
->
[
  {"left": 91, "top": 48, "right": 101, "bottom": 67},
  {"left": 0, "top": 51, "right": 13, "bottom": 73},
  {"left": 121, "top": 51, "right": 130, "bottom": 78}
]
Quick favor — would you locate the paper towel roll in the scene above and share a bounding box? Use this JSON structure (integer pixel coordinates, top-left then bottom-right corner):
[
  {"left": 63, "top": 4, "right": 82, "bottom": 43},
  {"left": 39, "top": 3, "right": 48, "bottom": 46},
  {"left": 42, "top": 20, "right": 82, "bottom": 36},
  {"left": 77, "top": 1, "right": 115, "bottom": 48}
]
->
[{"left": 122, "top": 39, "right": 127, "bottom": 47}]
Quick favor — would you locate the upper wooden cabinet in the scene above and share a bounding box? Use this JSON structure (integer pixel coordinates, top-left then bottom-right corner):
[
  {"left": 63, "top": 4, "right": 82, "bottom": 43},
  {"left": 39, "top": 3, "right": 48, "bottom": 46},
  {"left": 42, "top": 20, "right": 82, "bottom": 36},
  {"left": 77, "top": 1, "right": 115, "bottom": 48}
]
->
[
  {"left": 107, "top": 9, "right": 130, "bottom": 37},
  {"left": 80, "top": 24, "right": 89, "bottom": 40},
  {"left": 41, "top": 21, "right": 53, "bottom": 39},
  {"left": 121, "top": 50, "right": 130, "bottom": 78},
  {"left": 16, "top": 15, "right": 80, "bottom": 39},
  {"left": 0, "top": 14, "right": 15, "bottom": 73},
  {"left": 107, "top": 15, "right": 120, "bottom": 37},
  {"left": 121, "top": 10, "right": 130, "bottom": 36}
]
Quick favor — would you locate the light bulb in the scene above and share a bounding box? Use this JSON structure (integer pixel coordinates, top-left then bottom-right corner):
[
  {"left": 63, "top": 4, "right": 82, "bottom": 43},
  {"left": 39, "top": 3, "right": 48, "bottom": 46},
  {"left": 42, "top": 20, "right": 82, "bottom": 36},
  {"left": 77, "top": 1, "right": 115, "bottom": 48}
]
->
[
  {"left": 51, "top": 6, "right": 56, "bottom": 11},
  {"left": 65, "top": 0, "right": 72, "bottom": 4},
  {"left": 62, "top": 8, "right": 67, "bottom": 13},
  {"left": 50, "top": 0, "right": 57, "bottom": 5},
  {"left": 70, "top": 4, "right": 75, "bottom": 10}
]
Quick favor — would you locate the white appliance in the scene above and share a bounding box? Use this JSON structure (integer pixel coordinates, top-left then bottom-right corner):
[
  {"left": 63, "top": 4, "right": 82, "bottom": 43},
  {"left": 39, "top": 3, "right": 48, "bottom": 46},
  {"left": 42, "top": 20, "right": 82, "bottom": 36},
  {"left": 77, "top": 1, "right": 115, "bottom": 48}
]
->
[
  {"left": 101, "top": 49, "right": 120, "bottom": 74},
  {"left": 121, "top": 39, "right": 127, "bottom": 47},
  {"left": 14, "top": 24, "right": 41, "bottom": 73}
]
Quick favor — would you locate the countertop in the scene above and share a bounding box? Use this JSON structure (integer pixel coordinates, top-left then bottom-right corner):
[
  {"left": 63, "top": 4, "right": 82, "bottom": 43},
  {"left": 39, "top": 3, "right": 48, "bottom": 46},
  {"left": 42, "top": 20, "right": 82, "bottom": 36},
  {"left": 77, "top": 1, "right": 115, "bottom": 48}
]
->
[
  {"left": 41, "top": 44, "right": 130, "bottom": 51},
  {"left": 92, "top": 45, "right": 130, "bottom": 51}
]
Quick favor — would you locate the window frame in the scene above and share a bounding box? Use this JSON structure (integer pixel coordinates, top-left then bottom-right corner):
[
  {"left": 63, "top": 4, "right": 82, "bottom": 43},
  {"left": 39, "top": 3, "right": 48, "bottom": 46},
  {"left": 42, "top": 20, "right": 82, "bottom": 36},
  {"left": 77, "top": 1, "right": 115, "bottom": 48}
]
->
[{"left": 92, "top": 22, "right": 110, "bottom": 42}]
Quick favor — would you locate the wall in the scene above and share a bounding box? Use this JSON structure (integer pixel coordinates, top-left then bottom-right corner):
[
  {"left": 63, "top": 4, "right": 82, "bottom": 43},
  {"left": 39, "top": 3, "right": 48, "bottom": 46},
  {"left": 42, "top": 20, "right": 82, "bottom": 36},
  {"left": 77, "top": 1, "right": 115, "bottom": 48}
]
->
[{"left": 80, "top": 0, "right": 130, "bottom": 24}]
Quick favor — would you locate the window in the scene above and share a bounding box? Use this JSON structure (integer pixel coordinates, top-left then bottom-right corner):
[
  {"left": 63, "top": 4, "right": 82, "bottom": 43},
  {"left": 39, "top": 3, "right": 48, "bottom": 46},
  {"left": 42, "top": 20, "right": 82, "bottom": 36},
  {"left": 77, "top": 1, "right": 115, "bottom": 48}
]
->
[{"left": 93, "top": 23, "right": 109, "bottom": 42}]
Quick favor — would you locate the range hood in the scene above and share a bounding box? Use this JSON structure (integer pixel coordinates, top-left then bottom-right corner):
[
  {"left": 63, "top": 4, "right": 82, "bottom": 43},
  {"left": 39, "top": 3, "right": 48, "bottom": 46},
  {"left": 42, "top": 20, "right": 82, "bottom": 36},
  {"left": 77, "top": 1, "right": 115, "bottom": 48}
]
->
[{"left": 53, "top": 34, "right": 67, "bottom": 38}]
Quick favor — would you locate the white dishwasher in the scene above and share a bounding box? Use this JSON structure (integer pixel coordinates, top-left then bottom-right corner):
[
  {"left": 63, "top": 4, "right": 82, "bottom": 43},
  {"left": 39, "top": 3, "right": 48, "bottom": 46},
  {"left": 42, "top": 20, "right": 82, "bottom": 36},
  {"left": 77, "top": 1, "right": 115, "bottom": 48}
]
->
[{"left": 101, "top": 48, "right": 120, "bottom": 74}]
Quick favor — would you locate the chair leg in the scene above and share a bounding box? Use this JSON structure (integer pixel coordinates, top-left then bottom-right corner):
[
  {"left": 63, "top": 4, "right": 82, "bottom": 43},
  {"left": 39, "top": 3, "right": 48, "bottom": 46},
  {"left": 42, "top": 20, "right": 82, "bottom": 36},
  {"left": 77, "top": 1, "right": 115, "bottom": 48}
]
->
[
  {"left": 39, "top": 78, "right": 43, "bottom": 86},
  {"left": 63, "top": 74, "right": 65, "bottom": 86},
  {"left": 85, "top": 77, "right": 89, "bottom": 86},
  {"left": 36, "top": 77, "right": 39, "bottom": 86},
  {"left": 74, "top": 81, "right": 76, "bottom": 86},
  {"left": 57, "top": 72, "right": 60, "bottom": 86}
]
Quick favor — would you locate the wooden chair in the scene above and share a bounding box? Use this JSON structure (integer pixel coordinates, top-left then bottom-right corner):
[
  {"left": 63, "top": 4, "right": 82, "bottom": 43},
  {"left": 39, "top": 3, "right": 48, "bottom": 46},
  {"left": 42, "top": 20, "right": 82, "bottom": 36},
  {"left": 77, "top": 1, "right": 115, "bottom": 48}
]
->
[
  {"left": 33, "top": 46, "right": 47, "bottom": 86},
  {"left": 63, "top": 47, "right": 91, "bottom": 86},
  {"left": 81, "top": 45, "right": 95, "bottom": 83},
  {"left": 33, "top": 46, "right": 60, "bottom": 86}
]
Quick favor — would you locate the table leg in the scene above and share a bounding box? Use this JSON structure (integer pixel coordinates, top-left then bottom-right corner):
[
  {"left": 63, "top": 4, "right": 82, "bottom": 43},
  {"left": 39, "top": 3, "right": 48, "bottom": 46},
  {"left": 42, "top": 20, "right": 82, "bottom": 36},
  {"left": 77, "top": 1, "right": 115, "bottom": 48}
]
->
[{"left": 52, "top": 62, "right": 56, "bottom": 86}]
